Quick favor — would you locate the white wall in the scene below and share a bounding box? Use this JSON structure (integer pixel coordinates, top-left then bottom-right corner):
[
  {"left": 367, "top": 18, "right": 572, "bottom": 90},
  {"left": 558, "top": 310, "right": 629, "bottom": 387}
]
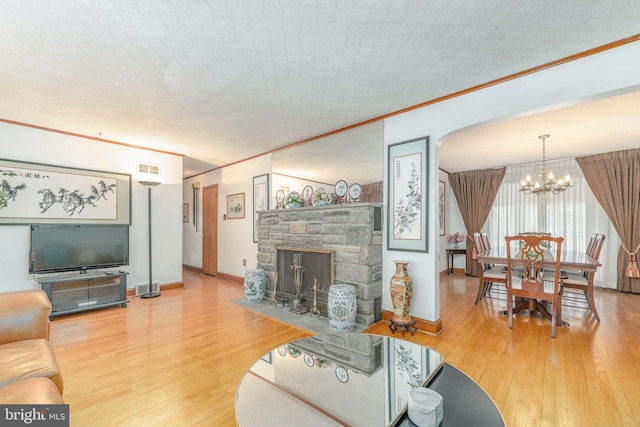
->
[
  {"left": 182, "top": 154, "right": 272, "bottom": 276},
  {"left": 0, "top": 123, "right": 183, "bottom": 292},
  {"left": 383, "top": 41, "right": 640, "bottom": 322}
]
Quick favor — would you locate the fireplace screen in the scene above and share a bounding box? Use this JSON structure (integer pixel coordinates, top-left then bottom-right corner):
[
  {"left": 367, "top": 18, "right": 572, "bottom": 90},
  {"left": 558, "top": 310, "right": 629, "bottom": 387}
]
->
[{"left": 275, "top": 247, "right": 335, "bottom": 316}]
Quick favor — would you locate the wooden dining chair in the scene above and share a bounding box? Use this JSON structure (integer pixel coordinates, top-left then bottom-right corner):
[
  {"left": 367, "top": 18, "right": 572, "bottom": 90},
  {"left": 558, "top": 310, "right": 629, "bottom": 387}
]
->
[
  {"left": 473, "top": 232, "right": 485, "bottom": 257},
  {"left": 561, "top": 233, "right": 605, "bottom": 321},
  {"left": 505, "top": 234, "right": 564, "bottom": 338},
  {"left": 475, "top": 232, "right": 507, "bottom": 305}
]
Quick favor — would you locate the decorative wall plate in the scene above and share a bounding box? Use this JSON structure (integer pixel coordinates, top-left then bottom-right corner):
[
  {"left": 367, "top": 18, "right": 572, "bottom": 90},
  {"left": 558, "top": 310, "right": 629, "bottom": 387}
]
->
[
  {"left": 334, "top": 180, "right": 348, "bottom": 197},
  {"left": 335, "top": 365, "right": 349, "bottom": 383},
  {"left": 348, "top": 183, "right": 362, "bottom": 200}
]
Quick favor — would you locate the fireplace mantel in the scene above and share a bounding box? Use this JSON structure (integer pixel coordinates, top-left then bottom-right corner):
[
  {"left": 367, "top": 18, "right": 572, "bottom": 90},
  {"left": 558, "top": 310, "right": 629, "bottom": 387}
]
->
[{"left": 257, "top": 203, "right": 383, "bottom": 326}]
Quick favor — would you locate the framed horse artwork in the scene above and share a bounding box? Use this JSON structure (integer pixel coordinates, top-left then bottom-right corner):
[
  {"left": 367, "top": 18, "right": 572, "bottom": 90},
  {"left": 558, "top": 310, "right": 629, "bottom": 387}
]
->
[{"left": 0, "top": 158, "right": 131, "bottom": 225}]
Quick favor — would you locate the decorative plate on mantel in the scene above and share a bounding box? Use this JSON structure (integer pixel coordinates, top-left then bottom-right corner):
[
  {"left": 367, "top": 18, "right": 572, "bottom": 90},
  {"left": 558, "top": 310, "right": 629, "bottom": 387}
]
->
[
  {"left": 334, "top": 179, "right": 348, "bottom": 198},
  {"left": 304, "top": 353, "right": 315, "bottom": 367},
  {"left": 335, "top": 365, "right": 349, "bottom": 383},
  {"left": 302, "top": 185, "right": 313, "bottom": 201},
  {"left": 348, "top": 183, "right": 362, "bottom": 201},
  {"left": 275, "top": 190, "right": 285, "bottom": 209}
]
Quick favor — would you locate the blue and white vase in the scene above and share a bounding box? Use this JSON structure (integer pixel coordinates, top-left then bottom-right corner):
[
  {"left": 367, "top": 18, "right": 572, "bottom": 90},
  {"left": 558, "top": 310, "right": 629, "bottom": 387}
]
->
[
  {"left": 244, "top": 269, "right": 266, "bottom": 302},
  {"left": 328, "top": 284, "right": 357, "bottom": 332}
]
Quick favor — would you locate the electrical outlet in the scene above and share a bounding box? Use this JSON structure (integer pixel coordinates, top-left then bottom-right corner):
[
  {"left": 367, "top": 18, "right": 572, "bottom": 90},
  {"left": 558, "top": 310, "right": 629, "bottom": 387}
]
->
[{"left": 243, "top": 259, "right": 246, "bottom": 266}]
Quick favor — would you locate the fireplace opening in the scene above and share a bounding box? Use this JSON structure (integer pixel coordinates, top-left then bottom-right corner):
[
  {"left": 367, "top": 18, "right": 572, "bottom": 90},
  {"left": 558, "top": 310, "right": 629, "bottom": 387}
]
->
[{"left": 275, "top": 247, "right": 334, "bottom": 316}]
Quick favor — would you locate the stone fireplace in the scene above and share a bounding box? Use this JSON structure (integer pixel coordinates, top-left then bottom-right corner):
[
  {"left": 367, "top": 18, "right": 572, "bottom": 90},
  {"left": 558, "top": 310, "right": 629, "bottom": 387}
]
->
[{"left": 257, "top": 203, "right": 383, "bottom": 326}]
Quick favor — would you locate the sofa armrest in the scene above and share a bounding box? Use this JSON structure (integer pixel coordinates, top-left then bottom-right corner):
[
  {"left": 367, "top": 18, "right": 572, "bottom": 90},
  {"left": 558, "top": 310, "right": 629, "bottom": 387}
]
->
[{"left": 0, "top": 290, "right": 52, "bottom": 345}]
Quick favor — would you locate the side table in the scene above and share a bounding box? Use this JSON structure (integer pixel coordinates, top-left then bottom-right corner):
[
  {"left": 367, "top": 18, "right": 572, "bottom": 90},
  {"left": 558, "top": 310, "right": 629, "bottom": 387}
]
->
[{"left": 446, "top": 248, "right": 466, "bottom": 274}]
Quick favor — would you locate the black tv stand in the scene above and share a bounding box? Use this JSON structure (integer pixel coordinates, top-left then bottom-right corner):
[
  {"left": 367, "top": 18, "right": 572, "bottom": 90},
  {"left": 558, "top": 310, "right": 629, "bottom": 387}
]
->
[{"left": 38, "top": 272, "right": 129, "bottom": 318}]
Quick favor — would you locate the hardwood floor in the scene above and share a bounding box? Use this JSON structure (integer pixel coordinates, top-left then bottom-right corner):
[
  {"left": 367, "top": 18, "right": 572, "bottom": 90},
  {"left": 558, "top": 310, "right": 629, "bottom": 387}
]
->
[{"left": 49, "top": 269, "right": 640, "bottom": 426}]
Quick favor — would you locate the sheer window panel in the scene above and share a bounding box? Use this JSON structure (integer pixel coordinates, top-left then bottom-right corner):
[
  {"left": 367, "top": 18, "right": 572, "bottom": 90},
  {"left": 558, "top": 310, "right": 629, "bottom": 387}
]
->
[{"left": 485, "top": 159, "right": 618, "bottom": 288}]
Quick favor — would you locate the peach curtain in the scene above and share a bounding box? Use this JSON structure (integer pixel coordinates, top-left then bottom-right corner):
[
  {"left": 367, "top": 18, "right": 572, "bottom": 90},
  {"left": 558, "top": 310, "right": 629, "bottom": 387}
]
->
[
  {"left": 576, "top": 149, "right": 640, "bottom": 293},
  {"left": 448, "top": 168, "right": 506, "bottom": 276}
]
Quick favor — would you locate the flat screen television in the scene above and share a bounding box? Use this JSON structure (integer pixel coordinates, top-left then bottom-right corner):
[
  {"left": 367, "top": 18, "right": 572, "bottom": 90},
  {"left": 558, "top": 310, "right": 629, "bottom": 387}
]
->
[{"left": 29, "top": 224, "right": 129, "bottom": 274}]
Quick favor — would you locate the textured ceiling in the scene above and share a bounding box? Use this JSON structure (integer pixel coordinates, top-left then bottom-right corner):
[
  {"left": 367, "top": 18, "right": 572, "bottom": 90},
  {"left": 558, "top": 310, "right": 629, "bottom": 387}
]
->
[{"left": 1, "top": 1, "right": 639, "bottom": 180}]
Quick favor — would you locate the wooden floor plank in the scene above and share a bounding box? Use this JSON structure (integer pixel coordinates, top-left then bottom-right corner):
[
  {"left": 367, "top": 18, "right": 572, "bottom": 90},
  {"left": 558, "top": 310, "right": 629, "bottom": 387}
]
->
[{"left": 48, "top": 269, "right": 640, "bottom": 426}]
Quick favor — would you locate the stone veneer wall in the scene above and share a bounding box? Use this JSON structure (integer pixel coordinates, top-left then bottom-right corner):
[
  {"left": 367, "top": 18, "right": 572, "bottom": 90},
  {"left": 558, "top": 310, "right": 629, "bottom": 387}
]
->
[{"left": 257, "top": 203, "right": 383, "bottom": 326}]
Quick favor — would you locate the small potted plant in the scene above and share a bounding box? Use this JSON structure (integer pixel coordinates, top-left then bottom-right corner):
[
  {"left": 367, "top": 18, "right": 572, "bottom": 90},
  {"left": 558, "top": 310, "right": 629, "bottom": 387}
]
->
[
  {"left": 285, "top": 191, "right": 303, "bottom": 208},
  {"left": 313, "top": 189, "right": 333, "bottom": 206},
  {"left": 448, "top": 232, "right": 465, "bottom": 249}
]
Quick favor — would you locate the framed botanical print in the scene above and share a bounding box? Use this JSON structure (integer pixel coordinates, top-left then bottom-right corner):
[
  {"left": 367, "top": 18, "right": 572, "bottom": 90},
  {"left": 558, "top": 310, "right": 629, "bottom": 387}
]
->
[
  {"left": 253, "top": 174, "right": 269, "bottom": 242},
  {"left": 387, "top": 137, "right": 429, "bottom": 252}
]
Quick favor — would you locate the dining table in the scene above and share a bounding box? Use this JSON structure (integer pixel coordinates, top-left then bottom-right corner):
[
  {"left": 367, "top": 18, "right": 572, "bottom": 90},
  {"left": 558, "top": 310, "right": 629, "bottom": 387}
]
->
[{"left": 476, "top": 247, "right": 601, "bottom": 325}]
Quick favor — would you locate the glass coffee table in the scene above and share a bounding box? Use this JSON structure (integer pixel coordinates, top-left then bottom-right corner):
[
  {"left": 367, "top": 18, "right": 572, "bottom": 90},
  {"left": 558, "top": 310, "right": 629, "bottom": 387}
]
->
[{"left": 236, "top": 333, "right": 505, "bottom": 426}]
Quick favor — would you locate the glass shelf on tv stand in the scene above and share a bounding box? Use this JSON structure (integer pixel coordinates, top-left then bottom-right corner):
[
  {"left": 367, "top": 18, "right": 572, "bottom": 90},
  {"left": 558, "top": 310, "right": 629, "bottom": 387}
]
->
[{"left": 38, "top": 271, "right": 129, "bottom": 318}]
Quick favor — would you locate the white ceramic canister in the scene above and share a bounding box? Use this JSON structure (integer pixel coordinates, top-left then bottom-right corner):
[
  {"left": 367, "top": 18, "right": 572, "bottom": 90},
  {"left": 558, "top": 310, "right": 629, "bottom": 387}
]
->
[
  {"left": 408, "top": 387, "right": 443, "bottom": 427},
  {"left": 327, "top": 284, "right": 357, "bottom": 332},
  {"left": 244, "top": 269, "right": 266, "bottom": 302}
]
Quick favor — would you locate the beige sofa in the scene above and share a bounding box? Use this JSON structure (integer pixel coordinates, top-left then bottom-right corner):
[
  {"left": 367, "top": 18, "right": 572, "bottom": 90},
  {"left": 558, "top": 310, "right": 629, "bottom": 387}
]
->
[{"left": 0, "top": 290, "right": 64, "bottom": 404}]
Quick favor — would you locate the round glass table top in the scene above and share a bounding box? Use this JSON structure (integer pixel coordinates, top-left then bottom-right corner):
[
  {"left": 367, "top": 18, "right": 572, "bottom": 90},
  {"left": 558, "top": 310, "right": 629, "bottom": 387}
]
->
[{"left": 236, "top": 333, "right": 444, "bottom": 426}]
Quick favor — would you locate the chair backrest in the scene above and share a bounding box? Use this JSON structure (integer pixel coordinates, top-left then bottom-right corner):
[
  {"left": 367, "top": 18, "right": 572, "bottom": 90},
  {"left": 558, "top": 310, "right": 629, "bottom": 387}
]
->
[
  {"left": 481, "top": 232, "right": 491, "bottom": 250},
  {"left": 586, "top": 233, "right": 598, "bottom": 256},
  {"left": 473, "top": 232, "right": 485, "bottom": 253},
  {"left": 505, "top": 234, "right": 564, "bottom": 297},
  {"left": 590, "top": 234, "right": 606, "bottom": 261},
  {"left": 518, "top": 231, "right": 552, "bottom": 236}
]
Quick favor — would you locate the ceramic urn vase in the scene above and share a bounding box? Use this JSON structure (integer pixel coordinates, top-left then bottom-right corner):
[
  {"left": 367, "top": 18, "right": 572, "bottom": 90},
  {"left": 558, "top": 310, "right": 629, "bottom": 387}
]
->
[
  {"left": 244, "top": 269, "right": 266, "bottom": 302},
  {"left": 390, "top": 261, "right": 413, "bottom": 324},
  {"left": 328, "top": 284, "right": 357, "bottom": 332}
]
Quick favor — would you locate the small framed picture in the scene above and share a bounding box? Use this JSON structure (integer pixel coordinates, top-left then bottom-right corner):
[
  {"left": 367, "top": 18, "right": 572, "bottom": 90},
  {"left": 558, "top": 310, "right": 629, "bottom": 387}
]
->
[
  {"left": 182, "top": 203, "right": 189, "bottom": 223},
  {"left": 227, "top": 193, "right": 245, "bottom": 219}
]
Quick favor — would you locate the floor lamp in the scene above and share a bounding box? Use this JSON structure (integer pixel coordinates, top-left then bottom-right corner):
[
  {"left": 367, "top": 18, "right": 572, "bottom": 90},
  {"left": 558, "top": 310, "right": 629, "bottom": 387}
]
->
[{"left": 139, "top": 180, "right": 161, "bottom": 298}]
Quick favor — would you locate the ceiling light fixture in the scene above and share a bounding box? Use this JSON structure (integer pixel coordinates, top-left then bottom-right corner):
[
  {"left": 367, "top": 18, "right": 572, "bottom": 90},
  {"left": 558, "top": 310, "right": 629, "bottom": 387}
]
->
[{"left": 519, "top": 134, "right": 571, "bottom": 195}]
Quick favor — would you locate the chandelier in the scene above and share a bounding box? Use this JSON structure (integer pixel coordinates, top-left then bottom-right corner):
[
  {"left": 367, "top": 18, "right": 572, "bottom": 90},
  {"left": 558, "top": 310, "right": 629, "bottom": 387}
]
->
[{"left": 519, "top": 134, "right": 571, "bottom": 195}]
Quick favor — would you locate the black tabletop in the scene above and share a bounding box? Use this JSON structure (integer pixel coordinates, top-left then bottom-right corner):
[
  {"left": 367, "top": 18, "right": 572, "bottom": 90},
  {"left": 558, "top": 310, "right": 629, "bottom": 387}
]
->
[{"left": 395, "top": 363, "right": 505, "bottom": 427}]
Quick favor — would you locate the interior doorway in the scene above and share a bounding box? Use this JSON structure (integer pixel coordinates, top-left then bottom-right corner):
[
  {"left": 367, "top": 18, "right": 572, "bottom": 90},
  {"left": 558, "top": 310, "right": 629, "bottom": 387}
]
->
[{"left": 202, "top": 184, "right": 218, "bottom": 276}]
